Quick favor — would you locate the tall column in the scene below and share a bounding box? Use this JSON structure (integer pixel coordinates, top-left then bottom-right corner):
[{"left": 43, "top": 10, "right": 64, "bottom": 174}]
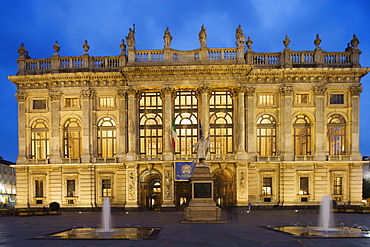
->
[
  {"left": 161, "top": 87, "right": 176, "bottom": 161},
  {"left": 80, "top": 89, "right": 95, "bottom": 163},
  {"left": 350, "top": 86, "right": 363, "bottom": 160},
  {"left": 15, "top": 92, "right": 27, "bottom": 164},
  {"left": 246, "top": 87, "right": 256, "bottom": 160},
  {"left": 126, "top": 87, "right": 139, "bottom": 161},
  {"left": 125, "top": 163, "right": 138, "bottom": 208},
  {"left": 117, "top": 88, "right": 128, "bottom": 162},
  {"left": 196, "top": 85, "right": 211, "bottom": 137},
  {"left": 280, "top": 86, "right": 294, "bottom": 161},
  {"left": 231, "top": 86, "right": 248, "bottom": 160},
  {"left": 162, "top": 162, "right": 175, "bottom": 208},
  {"left": 314, "top": 86, "right": 327, "bottom": 160},
  {"left": 49, "top": 91, "right": 62, "bottom": 164}
]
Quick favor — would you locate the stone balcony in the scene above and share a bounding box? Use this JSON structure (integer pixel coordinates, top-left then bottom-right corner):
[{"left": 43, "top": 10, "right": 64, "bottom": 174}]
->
[{"left": 15, "top": 46, "right": 362, "bottom": 76}]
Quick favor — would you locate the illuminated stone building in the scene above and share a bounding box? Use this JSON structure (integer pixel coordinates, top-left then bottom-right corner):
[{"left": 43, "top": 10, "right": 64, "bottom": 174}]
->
[{"left": 8, "top": 27, "right": 370, "bottom": 210}]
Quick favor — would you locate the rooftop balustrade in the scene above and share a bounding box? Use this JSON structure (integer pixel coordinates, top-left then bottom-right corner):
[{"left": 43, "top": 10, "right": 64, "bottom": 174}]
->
[{"left": 15, "top": 43, "right": 362, "bottom": 76}]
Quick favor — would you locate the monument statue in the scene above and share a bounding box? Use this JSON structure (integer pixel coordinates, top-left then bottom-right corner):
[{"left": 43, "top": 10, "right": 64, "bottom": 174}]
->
[
  {"left": 193, "top": 135, "right": 210, "bottom": 163},
  {"left": 198, "top": 25, "right": 207, "bottom": 48},
  {"left": 235, "top": 25, "right": 246, "bottom": 47},
  {"left": 126, "top": 24, "right": 136, "bottom": 49},
  {"left": 163, "top": 27, "right": 173, "bottom": 48}
]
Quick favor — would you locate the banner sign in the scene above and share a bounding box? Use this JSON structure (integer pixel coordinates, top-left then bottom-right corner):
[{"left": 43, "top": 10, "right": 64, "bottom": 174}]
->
[{"left": 175, "top": 162, "right": 196, "bottom": 181}]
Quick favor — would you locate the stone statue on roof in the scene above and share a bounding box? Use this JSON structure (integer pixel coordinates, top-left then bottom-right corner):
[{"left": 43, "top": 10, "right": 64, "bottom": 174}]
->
[
  {"left": 126, "top": 24, "right": 136, "bottom": 49},
  {"left": 351, "top": 34, "right": 360, "bottom": 49},
  {"left": 163, "top": 27, "right": 173, "bottom": 48},
  {"left": 235, "top": 25, "right": 246, "bottom": 47},
  {"left": 198, "top": 25, "right": 207, "bottom": 48}
]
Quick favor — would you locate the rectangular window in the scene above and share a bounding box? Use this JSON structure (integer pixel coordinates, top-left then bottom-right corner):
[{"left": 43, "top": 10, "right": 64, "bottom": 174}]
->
[
  {"left": 299, "top": 177, "right": 309, "bottom": 195},
  {"left": 99, "top": 97, "right": 115, "bottom": 108},
  {"left": 65, "top": 98, "right": 78, "bottom": 107},
  {"left": 262, "top": 177, "right": 272, "bottom": 195},
  {"left": 33, "top": 99, "right": 46, "bottom": 109},
  {"left": 330, "top": 94, "right": 344, "bottom": 104},
  {"left": 296, "top": 94, "right": 309, "bottom": 104},
  {"left": 35, "top": 180, "right": 43, "bottom": 197},
  {"left": 333, "top": 177, "right": 343, "bottom": 195},
  {"left": 102, "top": 179, "right": 112, "bottom": 197},
  {"left": 66, "top": 179, "right": 76, "bottom": 197},
  {"left": 259, "top": 94, "right": 274, "bottom": 105}
]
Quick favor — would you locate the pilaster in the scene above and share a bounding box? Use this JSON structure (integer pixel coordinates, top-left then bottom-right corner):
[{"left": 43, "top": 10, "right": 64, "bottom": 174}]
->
[
  {"left": 49, "top": 90, "right": 62, "bottom": 163},
  {"left": 350, "top": 86, "right": 363, "bottom": 160},
  {"left": 80, "top": 89, "right": 95, "bottom": 163},
  {"left": 231, "top": 86, "right": 248, "bottom": 160},
  {"left": 236, "top": 162, "right": 248, "bottom": 206},
  {"left": 161, "top": 87, "right": 176, "bottom": 160},
  {"left": 280, "top": 86, "right": 294, "bottom": 161},
  {"left": 314, "top": 86, "right": 327, "bottom": 160},
  {"left": 126, "top": 87, "right": 139, "bottom": 161},
  {"left": 246, "top": 87, "right": 256, "bottom": 160},
  {"left": 125, "top": 163, "right": 139, "bottom": 209},
  {"left": 15, "top": 92, "right": 27, "bottom": 164},
  {"left": 117, "top": 89, "right": 128, "bottom": 162},
  {"left": 162, "top": 162, "right": 175, "bottom": 209}
]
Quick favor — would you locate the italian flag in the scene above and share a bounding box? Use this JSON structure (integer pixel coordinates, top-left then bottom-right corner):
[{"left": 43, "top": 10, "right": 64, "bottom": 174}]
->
[{"left": 172, "top": 120, "right": 178, "bottom": 151}]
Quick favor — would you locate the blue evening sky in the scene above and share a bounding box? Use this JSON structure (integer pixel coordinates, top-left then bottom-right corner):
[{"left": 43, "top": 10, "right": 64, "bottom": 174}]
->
[{"left": 0, "top": 0, "right": 369, "bottom": 162}]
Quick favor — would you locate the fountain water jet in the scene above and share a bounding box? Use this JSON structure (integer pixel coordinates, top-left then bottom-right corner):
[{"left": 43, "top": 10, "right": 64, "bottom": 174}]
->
[
  {"left": 98, "top": 197, "right": 115, "bottom": 233},
  {"left": 316, "top": 195, "right": 338, "bottom": 234}
]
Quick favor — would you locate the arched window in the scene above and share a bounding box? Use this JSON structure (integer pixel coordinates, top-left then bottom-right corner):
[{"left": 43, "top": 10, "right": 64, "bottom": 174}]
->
[
  {"left": 63, "top": 118, "right": 82, "bottom": 159},
  {"left": 174, "top": 91, "right": 198, "bottom": 156},
  {"left": 327, "top": 114, "right": 346, "bottom": 155},
  {"left": 31, "top": 119, "right": 49, "bottom": 159},
  {"left": 293, "top": 115, "right": 311, "bottom": 155},
  {"left": 97, "top": 117, "right": 116, "bottom": 158},
  {"left": 210, "top": 91, "right": 233, "bottom": 155},
  {"left": 139, "top": 92, "right": 163, "bottom": 156},
  {"left": 257, "top": 114, "right": 276, "bottom": 156}
]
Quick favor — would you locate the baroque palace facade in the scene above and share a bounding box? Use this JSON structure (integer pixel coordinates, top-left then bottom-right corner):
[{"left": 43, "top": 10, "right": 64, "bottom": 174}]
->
[{"left": 8, "top": 26, "right": 370, "bottom": 210}]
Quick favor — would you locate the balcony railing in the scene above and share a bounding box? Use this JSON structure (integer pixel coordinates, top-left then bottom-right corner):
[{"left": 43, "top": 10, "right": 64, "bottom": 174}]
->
[{"left": 16, "top": 46, "right": 361, "bottom": 75}]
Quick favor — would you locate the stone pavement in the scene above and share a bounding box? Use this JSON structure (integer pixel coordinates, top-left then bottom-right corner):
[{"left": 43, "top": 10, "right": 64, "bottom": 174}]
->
[{"left": 1, "top": 209, "right": 370, "bottom": 246}]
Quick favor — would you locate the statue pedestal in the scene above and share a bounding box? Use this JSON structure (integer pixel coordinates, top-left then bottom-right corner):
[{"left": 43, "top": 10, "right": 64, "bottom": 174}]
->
[{"left": 181, "top": 162, "right": 224, "bottom": 223}]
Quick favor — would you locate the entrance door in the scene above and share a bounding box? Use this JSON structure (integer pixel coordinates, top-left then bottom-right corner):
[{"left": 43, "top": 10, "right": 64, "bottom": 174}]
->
[
  {"left": 175, "top": 181, "right": 191, "bottom": 210},
  {"left": 140, "top": 171, "right": 162, "bottom": 210},
  {"left": 213, "top": 169, "right": 234, "bottom": 209}
]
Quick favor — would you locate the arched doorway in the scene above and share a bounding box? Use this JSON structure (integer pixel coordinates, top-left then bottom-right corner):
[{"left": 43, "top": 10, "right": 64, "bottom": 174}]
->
[
  {"left": 140, "top": 170, "right": 162, "bottom": 210},
  {"left": 213, "top": 169, "right": 234, "bottom": 209}
]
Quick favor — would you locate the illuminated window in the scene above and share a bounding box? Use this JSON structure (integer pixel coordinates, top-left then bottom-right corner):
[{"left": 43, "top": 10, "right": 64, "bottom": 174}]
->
[
  {"left": 263, "top": 177, "right": 272, "bottom": 195},
  {"left": 296, "top": 94, "right": 309, "bottom": 104},
  {"left": 99, "top": 97, "right": 115, "bottom": 108},
  {"left": 31, "top": 119, "right": 49, "bottom": 159},
  {"left": 33, "top": 99, "right": 46, "bottom": 109},
  {"left": 65, "top": 98, "right": 78, "bottom": 107},
  {"left": 259, "top": 94, "right": 274, "bottom": 105},
  {"left": 139, "top": 92, "right": 163, "bottom": 156},
  {"left": 66, "top": 180, "right": 76, "bottom": 197},
  {"left": 35, "top": 180, "right": 43, "bottom": 197},
  {"left": 330, "top": 94, "right": 344, "bottom": 104},
  {"left": 257, "top": 114, "right": 276, "bottom": 156},
  {"left": 333, "top": 177, "right": 343, "bottom": 195},
  {"left": 63, "top": 118, "right": 82, "bottom": 159},
  {"left": 102, "top": 179, "right": 112, "bottom": 197},
  {"left": 293, "top": 115, "right": 311, "bottom": 155},
  {"left": 210, "top": 91, "right": 233, "bottom": 155},
  {"left": 174, "top": 91, "right": 198, "bottom": 156},
  {"left": 97, "top": 117, "right": 116, "bottom": 158},
  {"left": 327, "top": 114, "right": 346, "bottom": 155},
  {"left": 299, "top": 177, "right": 309, "bottom": 195}
]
